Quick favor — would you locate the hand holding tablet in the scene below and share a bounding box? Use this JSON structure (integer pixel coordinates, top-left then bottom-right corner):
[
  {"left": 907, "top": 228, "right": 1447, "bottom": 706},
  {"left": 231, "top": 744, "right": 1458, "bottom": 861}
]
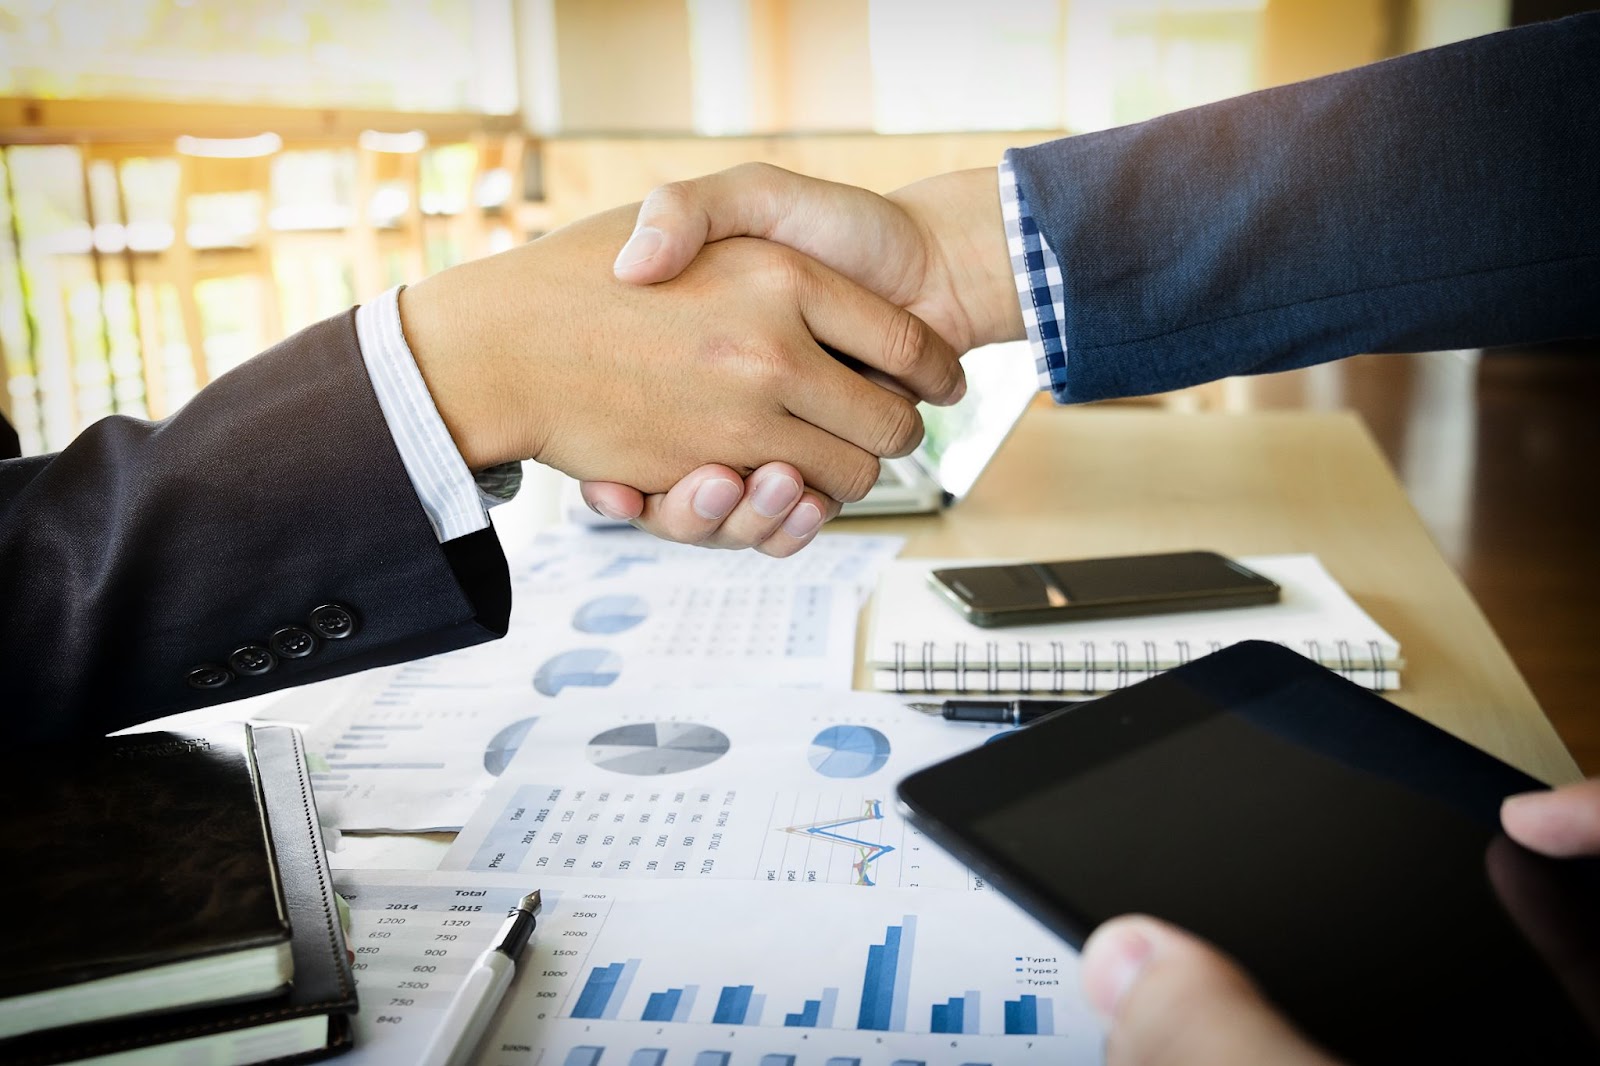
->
[{"left": 897, "top": 642, "right": 1600, "bottom": 1064}]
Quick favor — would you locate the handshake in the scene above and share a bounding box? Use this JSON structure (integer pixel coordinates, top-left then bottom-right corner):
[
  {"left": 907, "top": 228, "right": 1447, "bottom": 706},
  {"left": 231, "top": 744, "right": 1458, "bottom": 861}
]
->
[{"left": 399, "top": 163, "right": 1023, "bottom": 557}]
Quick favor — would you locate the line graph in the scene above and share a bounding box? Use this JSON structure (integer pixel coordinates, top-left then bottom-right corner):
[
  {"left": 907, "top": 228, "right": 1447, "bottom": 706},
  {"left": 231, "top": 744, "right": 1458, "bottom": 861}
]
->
[{"left": 780, "top": 800, "right": 896, "bottom": 886}]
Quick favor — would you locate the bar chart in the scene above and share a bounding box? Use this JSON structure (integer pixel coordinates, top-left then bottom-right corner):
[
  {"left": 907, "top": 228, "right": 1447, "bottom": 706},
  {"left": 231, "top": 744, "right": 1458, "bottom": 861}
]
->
[
  {"left": 332, "top": 871, "right": 1098, "bottom": 1066},
  {"left": 559, "top": 912, "right": 1064, "bottom": 1040}
]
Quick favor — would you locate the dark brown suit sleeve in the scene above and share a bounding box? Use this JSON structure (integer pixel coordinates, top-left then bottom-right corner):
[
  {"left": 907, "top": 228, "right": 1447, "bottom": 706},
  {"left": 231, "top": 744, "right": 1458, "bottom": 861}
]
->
[{"left": 0, "top": 309, "right": 510, "bottom": 743}]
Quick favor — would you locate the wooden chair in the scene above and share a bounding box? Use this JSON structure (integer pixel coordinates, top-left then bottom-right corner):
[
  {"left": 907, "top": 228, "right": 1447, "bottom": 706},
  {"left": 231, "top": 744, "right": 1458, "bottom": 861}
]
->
[
  {"left": 75, "top": 136, "right": 283, "bottom": 413},
  {"left": 349, "top": 131, "right": 428, "bottom": 302},
  {"left": 460, "top": 131, "right": 540, "bottom": 257},
  {"left": 170, "top": 138, "right": 283, "bottom": 386}
]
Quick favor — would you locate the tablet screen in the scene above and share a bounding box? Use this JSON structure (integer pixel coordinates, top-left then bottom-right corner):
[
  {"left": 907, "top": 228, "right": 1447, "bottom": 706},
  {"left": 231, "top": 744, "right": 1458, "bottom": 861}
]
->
[{"left": 899, "top": 643, "right": 1600, "bottom": 1064}]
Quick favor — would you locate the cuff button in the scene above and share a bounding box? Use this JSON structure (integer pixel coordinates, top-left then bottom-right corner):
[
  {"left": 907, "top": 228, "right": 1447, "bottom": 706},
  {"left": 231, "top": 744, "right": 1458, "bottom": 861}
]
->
[
  {"left": 186, "top": 664, "right": 234, "bottom": 690},
  {"left": 310, "top": 603, "right": 358, "bottom": 640},
  {"left": 229, "top": 644, "right": 277, "bottom": 677},
  {"left": 270, "top": 625, "right": 319, "bottom": 659}
]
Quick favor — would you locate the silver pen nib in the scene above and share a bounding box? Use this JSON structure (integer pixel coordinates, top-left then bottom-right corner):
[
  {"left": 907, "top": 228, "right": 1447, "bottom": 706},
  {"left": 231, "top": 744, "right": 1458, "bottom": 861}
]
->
[
  {"left": 519, "top": 890, "right": 542, "bottom": 915},
  {"left": 905, "top": 702, "right": 944, "bottom": 715}
]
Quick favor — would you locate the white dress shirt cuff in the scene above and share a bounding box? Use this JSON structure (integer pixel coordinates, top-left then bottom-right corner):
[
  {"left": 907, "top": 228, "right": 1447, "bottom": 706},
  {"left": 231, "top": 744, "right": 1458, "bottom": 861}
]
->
[{"left": 354, "top": 286, "right": 519, "bottom": 542}]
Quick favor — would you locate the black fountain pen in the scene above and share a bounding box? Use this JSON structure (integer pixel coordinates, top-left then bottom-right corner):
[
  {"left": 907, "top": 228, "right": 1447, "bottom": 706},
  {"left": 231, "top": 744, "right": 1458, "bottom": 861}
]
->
[{"left": 907, "top": 698, "right": 1079, "bottom": 726}]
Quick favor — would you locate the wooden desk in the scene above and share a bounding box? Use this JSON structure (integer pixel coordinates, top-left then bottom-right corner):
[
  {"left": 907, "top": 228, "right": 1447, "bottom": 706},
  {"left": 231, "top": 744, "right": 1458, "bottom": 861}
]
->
[{"left": 842, "top": 404, "right": 1581, "bottom": 786}]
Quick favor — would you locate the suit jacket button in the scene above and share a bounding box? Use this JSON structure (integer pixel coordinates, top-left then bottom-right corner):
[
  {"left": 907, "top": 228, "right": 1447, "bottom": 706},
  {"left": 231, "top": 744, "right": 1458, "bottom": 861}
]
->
[
  {"left": 187, "top": 664, "right": 233, "bottom": 690},
  {"left": 270, "top": 625, "right": 319, "bottom": 659},
  {"left": 310, "top": 603, "right": 358, "bottom": 640},
  {"left": 229, "top": 644, "right": 277, "bottom": 676}
]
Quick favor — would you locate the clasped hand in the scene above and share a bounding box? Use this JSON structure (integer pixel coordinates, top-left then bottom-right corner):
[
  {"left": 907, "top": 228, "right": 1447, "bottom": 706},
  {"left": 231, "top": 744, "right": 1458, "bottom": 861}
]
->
[
  {"left": 580, "top": 163, "right": 1022, "bottom": 555},
  {"left": 398, "top": 200, "right": 967, "bottom": 547}
]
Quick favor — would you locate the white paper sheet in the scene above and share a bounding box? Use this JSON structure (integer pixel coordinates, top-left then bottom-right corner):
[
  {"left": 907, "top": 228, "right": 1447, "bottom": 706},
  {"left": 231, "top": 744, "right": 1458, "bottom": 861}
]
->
[
  {"left": 285, "top": 531, "right": 902, "bottom": 832},
  {"left": 509, "top": 528, "right": 905, "bottom": 607},
  {"left": 333, "top": 870, "right": 1103, "bottom": 1066},
  {"left": 441, "top": 690, "right": 1014, "bottom": 892}
]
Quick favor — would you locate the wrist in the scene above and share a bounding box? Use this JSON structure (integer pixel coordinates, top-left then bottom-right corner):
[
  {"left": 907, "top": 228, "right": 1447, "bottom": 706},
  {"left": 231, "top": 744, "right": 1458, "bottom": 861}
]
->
[
  {"left": 398, "top": 264, "right": 545, "bottom": 471},
  {"left": 890, "top": 168, "right": 1024, "bottom": 351}
]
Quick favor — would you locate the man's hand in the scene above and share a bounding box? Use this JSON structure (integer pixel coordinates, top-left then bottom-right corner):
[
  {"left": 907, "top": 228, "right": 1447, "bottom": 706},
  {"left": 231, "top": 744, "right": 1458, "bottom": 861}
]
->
[
  {"left": 585, "top": 460, "right": 838, "bottom": 557},
  {"left": 584, "top": 163, "right": 1024, "bottom": 550},
  {"left": 398, "top": 204, "right": 965, "bottom": 503},
  {"left": 1078, "top": 777, "right": 1600, "bottom": 1065},
  {"left": 612, "top": 162, "right": 1020, "bottom": 353},
  {"left": 1079, "top": 916, "right": 1340, "bottom": 1066},
  {"left": 1501, "top": 776, "right": 1600, "bottom": 857}
]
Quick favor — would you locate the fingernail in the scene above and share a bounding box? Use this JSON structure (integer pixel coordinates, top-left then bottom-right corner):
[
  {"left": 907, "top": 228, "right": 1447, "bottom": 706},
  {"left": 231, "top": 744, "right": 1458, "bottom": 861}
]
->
[
  {"left": 750, "top": 474, "right": 801, "bottom": 518},
  {"left": 1502, "top": 791, "right": 1538, "bottom": 814},
  {"left": 692, "top": 478, "right": 742, "bottom": 520},
  {"left": 1501, "top": 789, "right": 1550, "bottom": 822},
  {"left": 613, "top": 226, "right": 664, "bottom": 275},
  {"left": 1082, "top": 922, "right": 1155, "bottom": 1020},
  {"left": 593, "top": 499, "right": 630, "bottom": 521},
  {"left": 781, "top": 500, "right": 823, "bottom": 539}
]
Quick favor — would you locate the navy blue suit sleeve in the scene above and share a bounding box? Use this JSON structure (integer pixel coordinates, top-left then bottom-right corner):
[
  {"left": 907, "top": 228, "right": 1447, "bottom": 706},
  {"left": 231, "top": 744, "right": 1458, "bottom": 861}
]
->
[
  {"left": 1010, "top": 13, "right": 1600, "bottom": 402},
  {"left": 0, "top": 310, "right": 510, "bottom": 743}
]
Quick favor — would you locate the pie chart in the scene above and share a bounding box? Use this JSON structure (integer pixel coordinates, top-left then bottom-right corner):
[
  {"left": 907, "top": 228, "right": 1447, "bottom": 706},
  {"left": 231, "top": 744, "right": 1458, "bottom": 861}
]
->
[
  {"left": 482, "top": 717, "right": 538, "bottom": 776},
  {"left": 572, "top": 594, "right": 649, "bottom": 635},
  {"left": 534, "top": 648, "right": 623, "bottom": 697},
  {"left": 585, "top": 722, "right": 731, "bottom": 776},
  {"left": 808, "top": 725, "right": 892, "bottom": 779}
]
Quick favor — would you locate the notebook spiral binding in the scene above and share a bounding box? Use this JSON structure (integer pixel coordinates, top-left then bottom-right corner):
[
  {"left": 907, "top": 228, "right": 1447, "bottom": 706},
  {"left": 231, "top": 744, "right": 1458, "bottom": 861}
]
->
[{"left": 889, "top": 638, "right": 1392, "bottom": 695}]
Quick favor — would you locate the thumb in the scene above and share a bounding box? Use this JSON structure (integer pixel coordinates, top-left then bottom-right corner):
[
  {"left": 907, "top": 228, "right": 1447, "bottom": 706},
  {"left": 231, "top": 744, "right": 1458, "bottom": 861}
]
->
[
  {"left": 612, "top": 162, "right": 899, "bottom": 289},
  {"left": 1082, "top": 916, "right": 1341, "bottom": 1066},
  {"left": 611, "top": 203, "right": 708, "bottom": 286},
  {"left": 1501, "top": 777, "right": 1600, "bottom": 858},
  {"left": 613, "top": 163, "right": 787, "bottom": 284},
  {"left": 578, "top": 480, "right": 645, "bottom": 522}
]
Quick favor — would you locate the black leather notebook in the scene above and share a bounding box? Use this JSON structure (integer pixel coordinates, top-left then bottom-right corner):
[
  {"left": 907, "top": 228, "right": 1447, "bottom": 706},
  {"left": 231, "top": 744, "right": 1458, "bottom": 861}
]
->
[
  {"left": 1, "top": 726, "right": 358, "bottom": 1065},
  {"left": 0, "top": 723, "right": 293, "bottom": 1037}
]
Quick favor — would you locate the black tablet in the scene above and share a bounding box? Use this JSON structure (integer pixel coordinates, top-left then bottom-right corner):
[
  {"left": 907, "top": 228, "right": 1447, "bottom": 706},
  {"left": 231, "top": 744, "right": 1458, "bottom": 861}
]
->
[{"left": 897, "top": 641, "right": 1600, "bottom": 1064}]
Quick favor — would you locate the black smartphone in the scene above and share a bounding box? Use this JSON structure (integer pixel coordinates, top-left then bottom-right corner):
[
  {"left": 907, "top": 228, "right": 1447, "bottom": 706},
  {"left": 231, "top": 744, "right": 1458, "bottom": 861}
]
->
[
  {"left": 896, "top": 642, "right": 1600, "bottom": 1065},
  {"left": 927, "top": 550, "right": 1279, "bottom": 627}
]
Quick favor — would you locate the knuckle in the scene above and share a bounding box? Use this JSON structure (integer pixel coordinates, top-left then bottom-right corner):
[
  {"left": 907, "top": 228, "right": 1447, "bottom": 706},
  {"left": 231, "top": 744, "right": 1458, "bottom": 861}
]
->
[
  {"left": 727, "top": 160, "right": 783, "bottom": 185},
  {"left": 757, "top": 538, "right": 803, "bottom": 560},
  {"left": 643, "top": 512, "right": 704, "bottom": 546},
  {"left": 943, "top": 358, "right": 967, "bottom": 402},
  {"left": 874, "top": 399, "right": 924, "bottom": 458},
  {"left": 880, "top": 308, "right": 928, "bottom": 379},
  {"left": 836, "top": 456, "right": 881, "bottom": 503},
  {"left": 748, "top": 241, "right": 805, "bottom": 294},
  {"left": 725, "top": 338, "right": 797, "bottom": 395},
  {"left": 644, "top": 179, "right": 696, "bottom": 215}
]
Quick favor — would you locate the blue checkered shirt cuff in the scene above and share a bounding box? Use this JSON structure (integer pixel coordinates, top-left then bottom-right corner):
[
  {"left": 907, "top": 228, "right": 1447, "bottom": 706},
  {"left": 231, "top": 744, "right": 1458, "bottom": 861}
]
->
[{"left": 999, "top": 151, "right": 1068, "bottom": 400}]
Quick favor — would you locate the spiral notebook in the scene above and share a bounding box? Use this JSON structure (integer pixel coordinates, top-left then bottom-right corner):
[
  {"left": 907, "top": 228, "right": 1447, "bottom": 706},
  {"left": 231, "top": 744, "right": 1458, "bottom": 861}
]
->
[{"left": 868, "top": 554, "right": 1402, "bottom": 695}]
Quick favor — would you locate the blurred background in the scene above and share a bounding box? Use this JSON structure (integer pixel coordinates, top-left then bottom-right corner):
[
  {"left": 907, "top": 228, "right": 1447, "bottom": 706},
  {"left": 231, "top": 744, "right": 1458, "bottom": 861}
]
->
[
  {"left": 0, "top": 0, "right": 1519, "bottom": 454},
  {"left": 3, "top": 0, "right": 1596, "bottom": 769}
]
